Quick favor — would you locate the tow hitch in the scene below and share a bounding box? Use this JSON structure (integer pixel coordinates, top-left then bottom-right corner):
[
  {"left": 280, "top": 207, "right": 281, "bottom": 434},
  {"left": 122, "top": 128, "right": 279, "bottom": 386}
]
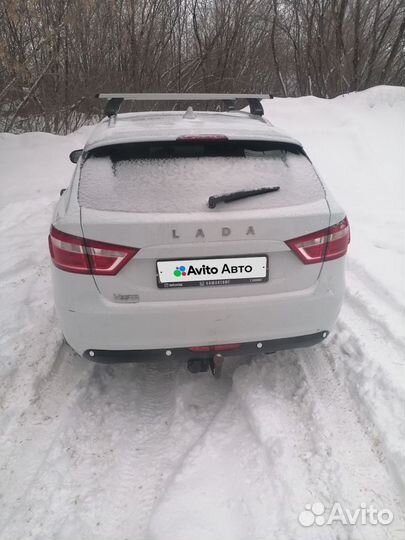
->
[
  {"left": 187, "top": 354, "right": 224, "bottom": 378},
  {"left": 209, "top": 354, "right": 224, "bottom": 378}
]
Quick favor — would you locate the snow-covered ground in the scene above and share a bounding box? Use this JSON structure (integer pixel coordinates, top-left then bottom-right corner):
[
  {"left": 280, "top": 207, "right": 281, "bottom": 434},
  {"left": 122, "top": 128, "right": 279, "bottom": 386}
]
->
[{"left": 0, "top": 86, "right": 404, "bottom": 540}]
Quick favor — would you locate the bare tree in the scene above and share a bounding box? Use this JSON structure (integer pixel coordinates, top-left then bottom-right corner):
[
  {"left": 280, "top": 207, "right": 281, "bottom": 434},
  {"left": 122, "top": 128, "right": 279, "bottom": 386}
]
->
[{"left": 0, "top": 0, "right": 404, "bottom": 133}]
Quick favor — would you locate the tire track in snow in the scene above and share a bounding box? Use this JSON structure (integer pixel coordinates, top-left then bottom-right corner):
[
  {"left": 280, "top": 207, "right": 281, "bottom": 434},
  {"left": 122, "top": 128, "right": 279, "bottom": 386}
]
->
[
  {"left": 299, "top": 346, "right": 405, "bottom": 538},
  {"left": 233, "top": 350, "right": 405, "bottom": 538},
  {"left": 0, "top": 344, "right": 93, "bottom": 538},
  {"left": 144, "top": 366, "right": 239, "bottom": 536},
  {"left": 0, "top": 195, "right": 63, "bottom": 427},
  {"left": 300, "top": 345, "right": 405, "bottom": 512},
  {"left": 147, "top": 369, "right": 281, "bottom": 540},
  {"left": 331, "top": 309, "right": 405, "bottom": 495},
  {"left": 345, "top": 256, "right": 405, "bottom": 350},
  {"left": 338, "top": 256, "right": 405, "bottom": 493},
  {"left": 148, "top": 355, "right": 325, "bottom": 540},
  {"left": 148, "top": 352, "right": 405, "bottom": 540},
  {"left": 0, "top": 359, "right": 232, "bottom": 540},
  {"left": 347, "top": 258, "right": 405, "bottom": 316},
  {"left": 0, "top": 359, "right": 113, "bottom": 540},
  {"left": 0, "top": 336, "right": 67, "bottom": 464},
  {"left": 93, "top": 361, "right": 183, "bottom": 540},
  {"left": 88, "top": 363, "right": 233, "bottom": 540},
  {"left": 344, "top": 288, "right": 405, "bottom": 352},
  {"left": 233, "top": 353, "right": 351, "bottom": 539}
]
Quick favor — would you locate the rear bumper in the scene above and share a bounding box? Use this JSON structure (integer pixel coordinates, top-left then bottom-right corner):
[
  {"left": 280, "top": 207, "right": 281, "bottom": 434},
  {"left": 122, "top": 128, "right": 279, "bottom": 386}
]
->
[
  {"left": 83, "top": 332, "right": 328, "bottom": 363},
  {"left": 53, "top": 259, "right": 345, "bottom": 357}
]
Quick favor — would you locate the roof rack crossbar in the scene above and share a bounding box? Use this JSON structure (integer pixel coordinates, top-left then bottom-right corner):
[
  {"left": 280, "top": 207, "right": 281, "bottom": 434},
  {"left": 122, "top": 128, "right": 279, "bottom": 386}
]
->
[
  {"left": 247, "top": 98, "right": 264, "bottom": 116},
  {"left": 96, "top": 93, "right": 271, "bottom": 117},
  {"left": 104, "top": 97, "right": 124, "bottom": 118}
]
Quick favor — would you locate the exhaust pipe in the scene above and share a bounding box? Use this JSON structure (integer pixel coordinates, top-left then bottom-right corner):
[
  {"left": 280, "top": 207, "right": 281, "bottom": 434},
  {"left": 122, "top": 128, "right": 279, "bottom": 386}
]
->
[
  {"left": 187, "top": 358, "right": 210, "bottom": 374},
  {"left": 187, "top": 354, "right": 225, "bottom": 377}
]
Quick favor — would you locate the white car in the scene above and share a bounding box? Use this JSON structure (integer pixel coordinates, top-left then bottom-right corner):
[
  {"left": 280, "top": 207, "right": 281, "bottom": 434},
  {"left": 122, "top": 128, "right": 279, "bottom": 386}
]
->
[{"left": 49, "top": 94, "right": 350, "bottom": 374}]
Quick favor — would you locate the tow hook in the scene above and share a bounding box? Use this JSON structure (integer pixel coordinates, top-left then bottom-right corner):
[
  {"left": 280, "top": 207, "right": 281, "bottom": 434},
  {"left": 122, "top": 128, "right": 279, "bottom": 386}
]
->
[{"left": 209, "top": 353, "right": 224, "bottom": 378}]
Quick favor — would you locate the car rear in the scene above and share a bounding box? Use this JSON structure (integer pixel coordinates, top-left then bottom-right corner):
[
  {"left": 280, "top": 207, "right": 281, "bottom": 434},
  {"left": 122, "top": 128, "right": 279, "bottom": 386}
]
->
[{"left": 49, "top": 113, "right": 349, "bottom": 362}]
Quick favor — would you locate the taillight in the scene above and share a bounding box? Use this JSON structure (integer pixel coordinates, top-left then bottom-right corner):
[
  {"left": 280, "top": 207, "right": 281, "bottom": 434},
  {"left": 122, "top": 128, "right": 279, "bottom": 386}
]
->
[
  {"left": 286, "top": 217, "right": 350, "bottom": 264},
  {"left": 48, "top": 226, "right": 138, "bottom": 275},
  {"left": 176, "top": 135, "right": 228, "bottom": 141}
]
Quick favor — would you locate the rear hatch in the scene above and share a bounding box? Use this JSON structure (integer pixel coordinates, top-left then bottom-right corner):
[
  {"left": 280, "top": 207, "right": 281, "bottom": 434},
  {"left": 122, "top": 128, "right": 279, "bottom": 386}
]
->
[{"left": 79, "top": 139, "right": 330, "bottom": 302}]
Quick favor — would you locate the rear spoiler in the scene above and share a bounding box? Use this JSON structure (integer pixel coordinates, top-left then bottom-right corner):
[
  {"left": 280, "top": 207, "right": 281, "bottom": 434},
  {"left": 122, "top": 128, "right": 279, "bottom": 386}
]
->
[{"left": 96, "top": 93, "right": 273, "bottom": 118}]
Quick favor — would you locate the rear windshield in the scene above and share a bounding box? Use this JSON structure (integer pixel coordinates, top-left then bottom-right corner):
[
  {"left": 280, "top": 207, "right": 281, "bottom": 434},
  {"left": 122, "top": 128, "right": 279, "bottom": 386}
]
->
[{"left": 79, "top": 140, "right": 323, "bottom": 213}]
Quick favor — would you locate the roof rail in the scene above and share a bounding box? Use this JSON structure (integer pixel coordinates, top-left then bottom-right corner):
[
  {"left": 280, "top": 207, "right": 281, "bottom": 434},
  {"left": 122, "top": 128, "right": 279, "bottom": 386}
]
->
[{"left": 96, "top": 93, "right": 272, "bottom": 118}]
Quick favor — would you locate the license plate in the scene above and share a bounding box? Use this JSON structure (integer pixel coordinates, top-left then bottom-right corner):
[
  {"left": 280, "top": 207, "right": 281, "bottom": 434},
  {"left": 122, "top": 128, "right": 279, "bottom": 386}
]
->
[{"left": 157, "top": 255, "right": 268, "bottom": 288}]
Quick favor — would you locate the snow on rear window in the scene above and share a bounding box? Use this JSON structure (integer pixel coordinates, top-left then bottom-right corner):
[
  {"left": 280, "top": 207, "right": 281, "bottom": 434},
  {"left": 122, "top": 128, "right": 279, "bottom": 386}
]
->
[{"left": 79, "top": 144, "right": 323, "bottom": 213}]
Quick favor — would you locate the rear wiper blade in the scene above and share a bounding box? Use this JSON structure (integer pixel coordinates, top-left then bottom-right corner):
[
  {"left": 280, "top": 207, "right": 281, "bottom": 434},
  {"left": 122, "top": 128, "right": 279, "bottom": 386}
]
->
[{"left": 208, "top": 186, "right": 280, "bottom": 209}]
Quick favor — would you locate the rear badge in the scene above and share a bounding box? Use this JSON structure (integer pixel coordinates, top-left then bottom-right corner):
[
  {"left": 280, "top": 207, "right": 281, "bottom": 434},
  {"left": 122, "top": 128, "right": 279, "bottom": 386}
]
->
[
  {"left": 113, "top": 294, "right": 140, "bottom": 303},
  {"left": 172, "top": 226, "right": 255, "bottom": 239}
]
